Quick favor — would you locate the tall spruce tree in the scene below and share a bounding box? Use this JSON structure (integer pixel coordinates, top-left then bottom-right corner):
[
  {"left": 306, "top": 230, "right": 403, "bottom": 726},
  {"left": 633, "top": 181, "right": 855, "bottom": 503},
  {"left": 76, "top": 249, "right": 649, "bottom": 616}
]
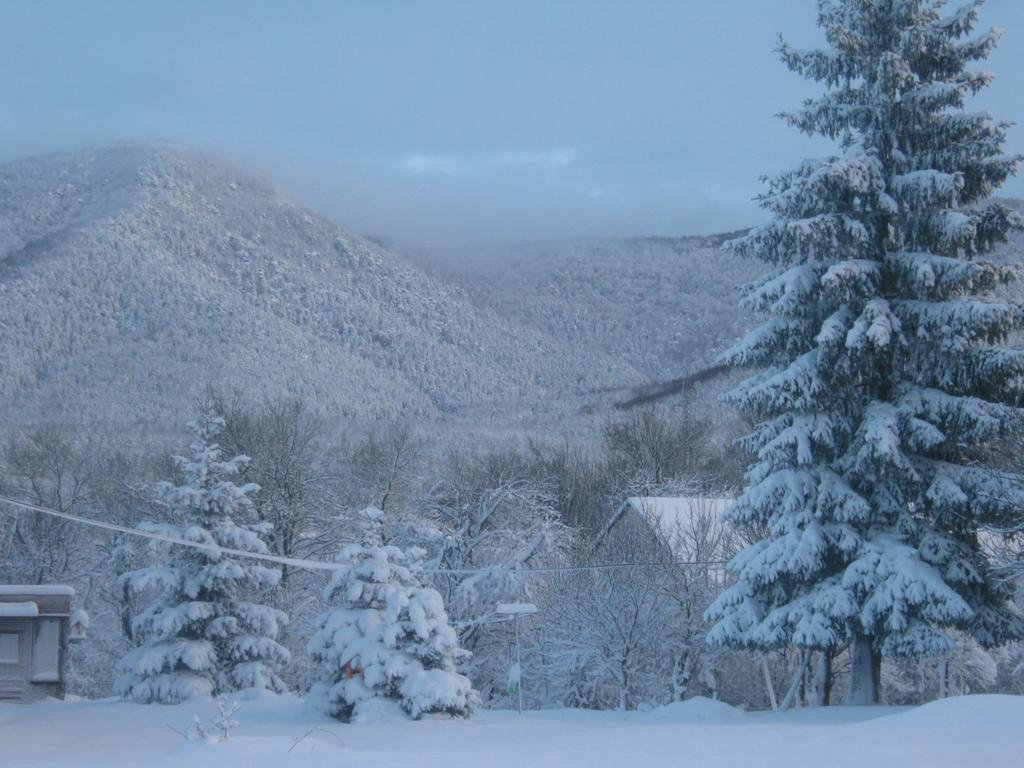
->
[
  {"left": 117, "top": 412, "right": 290, "bottom": 703},
  {"left": 706, "top": 0, "right": 1024, "bottom": 704}
]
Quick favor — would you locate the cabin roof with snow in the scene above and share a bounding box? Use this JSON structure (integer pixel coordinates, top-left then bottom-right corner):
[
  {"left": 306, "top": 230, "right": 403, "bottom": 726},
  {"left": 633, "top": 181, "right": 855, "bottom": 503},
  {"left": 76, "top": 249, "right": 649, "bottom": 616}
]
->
[
  {"left": 0, "top": 589, "right": 74, "bottom": 602},
  {"left": 0, "top": 586, "right": 74, "bottom": 617},
  {"left": 623, "top": 496, "right": 732, "bottom": 551},
  {"left": 594, "top": 495, "right": 733, "bottom": 555},
  {"left": 0, "top": 603, "right": 40, "bottom": 618}
]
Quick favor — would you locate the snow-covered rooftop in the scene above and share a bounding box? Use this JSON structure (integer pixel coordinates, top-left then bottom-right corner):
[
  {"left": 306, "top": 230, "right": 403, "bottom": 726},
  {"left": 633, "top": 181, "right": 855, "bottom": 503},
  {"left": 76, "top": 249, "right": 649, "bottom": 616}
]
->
[
  {"left": 496, "top": 603, "right": 539, "bottom": 615},
  {"left": 0, "top": 601, "right": 40, "bottom": 617},
  {"left": 624, "top": 496, "right": 732, "bottom": 551},
  {"left": 0, "top": 585, "right": 75, "bottom": 596}
]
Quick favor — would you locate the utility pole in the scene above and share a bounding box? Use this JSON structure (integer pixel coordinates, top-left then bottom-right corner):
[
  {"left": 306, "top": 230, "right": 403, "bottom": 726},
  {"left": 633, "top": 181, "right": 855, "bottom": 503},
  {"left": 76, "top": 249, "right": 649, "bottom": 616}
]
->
[{"left": 497, "top": 602, "right": 538, "bottom": 715}]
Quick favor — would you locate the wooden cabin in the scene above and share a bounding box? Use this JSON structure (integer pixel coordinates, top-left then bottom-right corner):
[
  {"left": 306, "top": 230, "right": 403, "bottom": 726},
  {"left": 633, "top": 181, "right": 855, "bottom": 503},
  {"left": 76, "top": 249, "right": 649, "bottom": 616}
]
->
[{"left": 0, "top": 585, "right": 76, "bottom": 703}]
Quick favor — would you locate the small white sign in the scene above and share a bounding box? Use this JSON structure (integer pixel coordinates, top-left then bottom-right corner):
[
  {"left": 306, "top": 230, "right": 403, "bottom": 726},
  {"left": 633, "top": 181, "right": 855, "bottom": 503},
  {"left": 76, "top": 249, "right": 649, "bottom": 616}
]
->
[{"left": 496, "top": 602, "right": 538, "bottom": 615}]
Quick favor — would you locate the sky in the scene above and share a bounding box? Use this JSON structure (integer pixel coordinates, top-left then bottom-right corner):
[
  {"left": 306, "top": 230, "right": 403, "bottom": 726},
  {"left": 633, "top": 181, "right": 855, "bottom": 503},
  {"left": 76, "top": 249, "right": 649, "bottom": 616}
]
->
[{"left": 1, "top": 0, "right": 1023, "bottom": 247}]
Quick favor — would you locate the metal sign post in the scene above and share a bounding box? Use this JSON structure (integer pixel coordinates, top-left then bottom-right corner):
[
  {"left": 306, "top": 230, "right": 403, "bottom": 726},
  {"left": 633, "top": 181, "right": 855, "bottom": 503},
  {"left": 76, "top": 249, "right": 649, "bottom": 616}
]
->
[{"left": 496, "top": 602, "right": 538, "bottom": 715}]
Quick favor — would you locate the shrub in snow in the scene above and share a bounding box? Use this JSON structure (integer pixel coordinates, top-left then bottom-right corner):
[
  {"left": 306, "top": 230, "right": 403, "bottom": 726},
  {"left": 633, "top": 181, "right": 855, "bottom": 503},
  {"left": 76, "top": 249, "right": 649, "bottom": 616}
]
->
[
  {"left": 309, "top": 507, "right": 478, "bottom": 720},
  {"left": 705, "top": 0, "right": 1024, "bottom": 705},
  {"left": 185, "top": 696, "right": 241, "bottom": 743},
  {"left": 116, "top": 412, "right": 290, "bottom": 703}
]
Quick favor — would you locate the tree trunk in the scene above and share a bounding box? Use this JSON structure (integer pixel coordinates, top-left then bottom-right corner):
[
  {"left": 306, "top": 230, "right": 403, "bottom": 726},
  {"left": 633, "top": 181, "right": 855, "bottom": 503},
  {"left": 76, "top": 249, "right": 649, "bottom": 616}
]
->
[
  {"left": 846, "top": 633, "right": 881, "bottom": 705},
  {"left": 119, "top": 579, "right": 135, "bottom": 644},
  {"left": 619, "top": 657, "right": 629, "bottom": 711},
  {"left": 672, "top": 649, "right": 693, "bottom": 702},
  {"left": 799, "top": 654, "right": 808, "bottom": 707},
  {"left": 779, "top": 651, "right": 810, "bottom": 711},
  {"left": 809, "top": 649, "right": 833, "bottom": 706},
  {"left": 761, "top": 654, "right": 779, "bottom": 711}
]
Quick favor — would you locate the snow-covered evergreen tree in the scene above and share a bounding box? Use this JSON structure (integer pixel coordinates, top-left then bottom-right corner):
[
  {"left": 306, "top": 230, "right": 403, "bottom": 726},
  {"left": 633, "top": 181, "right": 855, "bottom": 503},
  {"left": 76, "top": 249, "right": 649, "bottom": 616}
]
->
[
  {"left": 116, "top": 412, "right": 290, "bottom": 703},
  {"left": 309, "top": 507, "right": 477, "bottom": 720},
  {"left": 706, "top": 0, "right": 1024, "bottom": 704}
]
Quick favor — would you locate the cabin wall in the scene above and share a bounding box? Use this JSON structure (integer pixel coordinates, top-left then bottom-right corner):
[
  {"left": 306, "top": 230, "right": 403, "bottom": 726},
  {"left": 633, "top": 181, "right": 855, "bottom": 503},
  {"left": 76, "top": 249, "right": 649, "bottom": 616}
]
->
[
  {"left": 0, "top": 617, "right": 32, "bottom": 701},
  {"left": 0, "top": 617, "right": 69, "bottom": 703},
  {"left": 0, "top": 589, "right": 72, "bottom": 703}
]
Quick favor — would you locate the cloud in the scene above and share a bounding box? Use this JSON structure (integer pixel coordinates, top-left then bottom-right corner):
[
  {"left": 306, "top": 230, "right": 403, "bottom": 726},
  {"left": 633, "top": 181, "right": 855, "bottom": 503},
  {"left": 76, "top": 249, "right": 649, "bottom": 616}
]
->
[
  {"left": 397, "top": 154, "right": 462, "bottom": 175},
  {"left": 585, "top": 184, "right": 634, "bottom": 203},
  {"left": 393, "top": 147, "right": 578, "bottom": 176},
  {"left": 494, "top": 148, "right": 577, "bottom": 168}
]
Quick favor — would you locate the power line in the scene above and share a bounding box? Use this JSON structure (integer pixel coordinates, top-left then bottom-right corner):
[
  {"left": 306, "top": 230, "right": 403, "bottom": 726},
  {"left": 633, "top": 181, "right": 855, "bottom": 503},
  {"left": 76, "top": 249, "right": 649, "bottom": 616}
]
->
[
  {"left": 0, "top": 494, "right": 340, "bottom": 572},
  {"left": 0, "top": 494, "right": 728, "bottom": 576}
]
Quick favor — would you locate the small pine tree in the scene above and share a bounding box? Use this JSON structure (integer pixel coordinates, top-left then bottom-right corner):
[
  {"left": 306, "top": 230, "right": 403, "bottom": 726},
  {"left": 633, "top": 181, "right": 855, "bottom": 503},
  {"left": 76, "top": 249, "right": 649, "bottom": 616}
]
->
[
  {"left": 706, "top": 0, "right": 1024, "bottom": 705},
  {"left": 309, "top": 507, "right": 477, "bottom": 720},
  {"left": 116, "top": 412, "right": 290, "bottom": 703}
]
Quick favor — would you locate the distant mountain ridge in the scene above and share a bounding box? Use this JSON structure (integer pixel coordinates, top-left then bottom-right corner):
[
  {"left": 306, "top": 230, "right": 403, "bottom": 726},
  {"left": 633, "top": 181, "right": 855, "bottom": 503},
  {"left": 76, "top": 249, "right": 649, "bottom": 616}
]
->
[
  {"left": 0, "top": 144, "right": 643, "bottom": 433},
  {"left": 436, "top": 234, "right": 758, "bottom": 383},
  {"left": 4, "top": 145, "right": 1016, "bottom": 435},
  {"left": 441, "top": 205, "right": 1024, "bottom": 403}
]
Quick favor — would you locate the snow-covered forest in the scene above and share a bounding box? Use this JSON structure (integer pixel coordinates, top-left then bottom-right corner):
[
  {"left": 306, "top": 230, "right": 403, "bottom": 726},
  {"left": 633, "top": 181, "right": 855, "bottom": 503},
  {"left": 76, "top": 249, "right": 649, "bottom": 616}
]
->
[{"left": 3, "top": 0, "right": 1024, "bottom": 765}]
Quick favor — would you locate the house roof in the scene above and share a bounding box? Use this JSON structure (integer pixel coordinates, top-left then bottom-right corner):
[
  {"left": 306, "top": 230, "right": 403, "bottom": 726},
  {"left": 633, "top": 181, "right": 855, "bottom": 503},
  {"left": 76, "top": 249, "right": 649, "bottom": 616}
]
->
[
  {"left": 624, "top": 496, "right": 732, "bottom": 552},
  {"left": 0, "top": 585, "right": 75, "bottom": 597},
  {"left": 0, "top": 586, "right": 74, "bottom": 617},
  {"left": 0, "top": 601, "right": 40, "bottom": 618}
]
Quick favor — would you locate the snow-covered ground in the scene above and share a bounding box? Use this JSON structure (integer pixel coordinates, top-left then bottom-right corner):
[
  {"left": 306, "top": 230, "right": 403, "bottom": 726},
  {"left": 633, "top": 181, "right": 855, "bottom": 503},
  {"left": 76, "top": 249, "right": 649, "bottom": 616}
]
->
[{"left": 2, "top": 693, "right": 1021, "bottom": 768}]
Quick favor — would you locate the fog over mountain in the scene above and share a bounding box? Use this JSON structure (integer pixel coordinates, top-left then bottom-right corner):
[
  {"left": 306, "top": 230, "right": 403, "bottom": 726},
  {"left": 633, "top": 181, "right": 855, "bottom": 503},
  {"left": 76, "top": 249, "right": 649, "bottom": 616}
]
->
[
  {"left": 4, "top": 144, "right": 1021, "bottom": 439},
  {"left": 435, "top": 234, "right": 756, "bottom": 381},
  {"left": 0, "top": 144, "right": 660, "bottom": 435}
]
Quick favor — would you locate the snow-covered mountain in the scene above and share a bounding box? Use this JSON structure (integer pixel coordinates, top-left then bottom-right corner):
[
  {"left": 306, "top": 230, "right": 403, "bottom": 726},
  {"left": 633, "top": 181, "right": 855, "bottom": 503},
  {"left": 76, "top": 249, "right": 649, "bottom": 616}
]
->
[
  {"left": 437, "top": 235, "right": 757, "bottom": 383},
  {"left": 438, "top": 209, "right": 1024, "bottom": 404},
  {"left": 0, "top": 145, "right": 646, "bottom": 432},
  {"left": 9, "top": 145, "right": 1011, "bottom": 434}
]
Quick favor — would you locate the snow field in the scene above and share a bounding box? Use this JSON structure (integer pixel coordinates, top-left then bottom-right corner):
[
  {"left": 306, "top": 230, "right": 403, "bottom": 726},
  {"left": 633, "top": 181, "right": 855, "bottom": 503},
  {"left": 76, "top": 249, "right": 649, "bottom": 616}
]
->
[{"left": 1, "top": 693, "right": 1021, "bottom": 768}]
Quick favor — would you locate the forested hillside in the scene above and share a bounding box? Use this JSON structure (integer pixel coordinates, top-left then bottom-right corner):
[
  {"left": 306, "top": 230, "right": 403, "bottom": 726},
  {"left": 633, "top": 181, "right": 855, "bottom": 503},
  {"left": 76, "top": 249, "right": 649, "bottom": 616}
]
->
[
  {"left": 0, "top": 145, "right": 645, "bottom": 434},
  {"left": 3, "top": 144, "right": 1020, "bottom": 436},
  {"left": 442, "top": 235, "right": 757, "bottom": 381}
]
